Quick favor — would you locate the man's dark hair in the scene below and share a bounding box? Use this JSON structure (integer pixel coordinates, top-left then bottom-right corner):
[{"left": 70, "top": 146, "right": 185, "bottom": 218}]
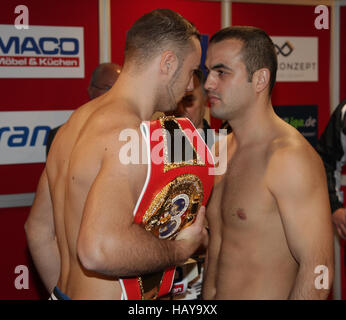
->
[
  {"left": 210, "top": 26, "right": 277, "bottom": 95},
  {"left": 125, "top": 9, "right": 201, "bottom": 65}
]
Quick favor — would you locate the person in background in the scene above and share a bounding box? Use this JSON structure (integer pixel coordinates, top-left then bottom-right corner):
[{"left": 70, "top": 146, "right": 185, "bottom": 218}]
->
[
  {"left": 45, "top": 62, "right": 121, "bottom": 156},
  {"left": 163, "top": 68, "right": 212, "bottom": 300},
  {"left": 316, "top": 99, "right": 346, "bottom": 241},
  {"left": 166, "top": 68, "right": 214, "bottom": 149}
]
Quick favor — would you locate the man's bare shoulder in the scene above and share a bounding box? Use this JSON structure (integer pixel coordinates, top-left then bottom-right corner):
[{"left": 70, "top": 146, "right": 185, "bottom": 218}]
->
[
  {"left": 67, "top": 98, "right": 142, "bottom": 152},
  {"left": 64, "top": 99, "right": 146, "bottom": 174},
  {"left": 266, "top": 124, "right": 325, "bottom": 191},
  {"left": 88, "top": 102, "right": 141, "bottom": 133},
  {"left": 267, "top": 117, "right": 318, "bottom": 159},
  {"left": 65, "top": 105, "right": 147, "bottom": 202}
]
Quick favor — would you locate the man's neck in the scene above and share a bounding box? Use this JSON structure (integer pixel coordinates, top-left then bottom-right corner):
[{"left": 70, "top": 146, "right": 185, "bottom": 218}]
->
[
  {"left": 109, "top": 73, "right": 158, "bottom": 121},
  {"left": 228, "top": 101, "right": 275, "bottom": 147}
]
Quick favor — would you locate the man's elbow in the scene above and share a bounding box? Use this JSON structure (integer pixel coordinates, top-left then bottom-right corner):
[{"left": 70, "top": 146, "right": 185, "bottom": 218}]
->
[
  {"left": 77, "top": 236, "right": 104, "bottom": 272},
  {"left": 77, "top": 235, "right": 123, "bottom": 276},
  {"left": 24, "top": 218, "right": 35, "bottom": 243}
]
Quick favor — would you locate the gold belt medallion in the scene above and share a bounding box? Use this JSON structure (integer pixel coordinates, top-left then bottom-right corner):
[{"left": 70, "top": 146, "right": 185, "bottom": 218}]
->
[{"left": 138, "top": 173, "right": 204, "bottom": 299}]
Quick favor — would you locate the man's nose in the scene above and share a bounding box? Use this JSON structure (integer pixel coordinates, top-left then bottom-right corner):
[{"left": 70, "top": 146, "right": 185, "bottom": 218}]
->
[{"left": 204, "top": 73, "right": 216, "bottom": 92}]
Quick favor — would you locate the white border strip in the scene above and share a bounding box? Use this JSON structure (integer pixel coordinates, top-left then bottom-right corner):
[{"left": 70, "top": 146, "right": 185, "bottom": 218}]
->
[
  {"left": 98, "top": 0, "right": 111, "bottom": 63},
  {"left": 0, "top": 193, "right": 35, "bottom": 208},
  {"left": 132, "top": 122, "right": 152, "bottom": 217},
  {"left": 221, "top": 0, "right": 232, "bottom": 28}
]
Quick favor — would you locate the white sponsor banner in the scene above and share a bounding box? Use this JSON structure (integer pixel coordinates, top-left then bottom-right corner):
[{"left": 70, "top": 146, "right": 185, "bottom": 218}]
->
[
  {"left": 0, "top": 25, "right": 84, "bottom": 78},
  {"left": 0, "top": 110, "right": 73, "bottom": 164},
  {"left": 271, "top": 36, "right": 318, "bottom": 82}
]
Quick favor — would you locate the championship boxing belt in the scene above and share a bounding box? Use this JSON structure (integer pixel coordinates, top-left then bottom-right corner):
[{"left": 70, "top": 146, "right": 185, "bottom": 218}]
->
[{"left": 119, "top": 116, "right": 214, "bottom": 300}]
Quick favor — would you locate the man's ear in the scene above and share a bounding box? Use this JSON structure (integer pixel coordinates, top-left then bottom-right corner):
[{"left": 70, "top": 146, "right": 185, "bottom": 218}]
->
[
  {"left": 160, "top": 50, "right": 178, "bottom": 75},
  {"left": 253, "top": 68, "right": 270, "bottom": 93}
]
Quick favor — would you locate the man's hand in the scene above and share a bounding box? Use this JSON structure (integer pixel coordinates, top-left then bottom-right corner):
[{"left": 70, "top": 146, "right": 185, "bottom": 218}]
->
[
  {"left": 175, "top": 206, "right": 208, "bottom": 262},
  {"left": 332, "top": 208, "right": 346, "bottom": 239}
]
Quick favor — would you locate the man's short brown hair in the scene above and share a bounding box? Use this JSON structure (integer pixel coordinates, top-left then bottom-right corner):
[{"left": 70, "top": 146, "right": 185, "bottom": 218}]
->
[
  {"left": 125, "top": 9, "right": 200, "bottom": 65},
  {"left": 210, "top": 26, "right": 277, "bottom": 95}
]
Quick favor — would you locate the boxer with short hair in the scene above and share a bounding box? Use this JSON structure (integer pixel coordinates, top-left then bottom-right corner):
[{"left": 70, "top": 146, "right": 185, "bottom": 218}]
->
[
  {"left": 203, "top": 26, "right": 334, "bottom": 299},
  {"left": 25, "top": 9, "right": 206, "bottom": 300}
]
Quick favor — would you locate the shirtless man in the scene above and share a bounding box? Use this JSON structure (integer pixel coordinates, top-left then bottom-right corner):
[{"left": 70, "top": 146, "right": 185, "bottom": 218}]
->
[
  {"left": 25, "top": 9, "right": 205, "bottom": 300},
  {"left": 203, "top": 26, "right": 334, "bottom": 299}
]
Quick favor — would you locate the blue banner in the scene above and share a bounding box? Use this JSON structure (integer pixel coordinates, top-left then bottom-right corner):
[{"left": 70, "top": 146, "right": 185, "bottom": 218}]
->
[{"left": 273, "top": 105, "right": 318, "bottom": 147}]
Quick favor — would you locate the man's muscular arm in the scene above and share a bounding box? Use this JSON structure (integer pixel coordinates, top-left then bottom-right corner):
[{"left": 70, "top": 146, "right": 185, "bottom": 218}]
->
[
  {"left": 25, "top": 168, "right": 60, "bottom": 293},
  {"left": 268, "top": 143, "right": 334, "bottom": 300},
  {"left": 77, "top": 128, "right": 206, "bottom": 277}
]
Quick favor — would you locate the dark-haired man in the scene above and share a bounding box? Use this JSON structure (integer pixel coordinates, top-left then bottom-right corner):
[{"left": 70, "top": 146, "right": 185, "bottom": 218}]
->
[
  {"left": 203, "top": 26, "right": 334, "bottom": 299},
  {"left": 25, "top": 9, "right": 205, "bottom": 300}
]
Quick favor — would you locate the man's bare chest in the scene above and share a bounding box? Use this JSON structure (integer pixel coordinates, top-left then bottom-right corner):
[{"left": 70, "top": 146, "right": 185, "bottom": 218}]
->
[{"left": 218, "top": 151, "right": 277, "bottom": 226}]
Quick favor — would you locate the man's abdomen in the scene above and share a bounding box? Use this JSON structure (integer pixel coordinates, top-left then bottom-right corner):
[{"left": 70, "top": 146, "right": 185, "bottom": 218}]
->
[{"left": 215, "top": 236, "right": 298, "bottom": 299}]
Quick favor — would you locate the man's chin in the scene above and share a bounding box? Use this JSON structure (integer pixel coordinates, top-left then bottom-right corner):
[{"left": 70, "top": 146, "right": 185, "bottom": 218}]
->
[{"left": 210, "top": 108, "right": 226, "bottom": 120}]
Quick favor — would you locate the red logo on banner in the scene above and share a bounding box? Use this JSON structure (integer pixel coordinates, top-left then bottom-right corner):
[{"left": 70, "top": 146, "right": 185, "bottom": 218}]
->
[
  {"left": 171, "top": 283, "right": 185, "bottom": 294},
  {"left": 0, "top": 56, "right": 79, "bottom": 67}
]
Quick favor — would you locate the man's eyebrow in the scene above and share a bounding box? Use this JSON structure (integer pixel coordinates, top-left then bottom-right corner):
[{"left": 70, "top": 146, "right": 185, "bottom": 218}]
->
[{"left": 210, "top": 63, "right": 232, "bottom": 71}]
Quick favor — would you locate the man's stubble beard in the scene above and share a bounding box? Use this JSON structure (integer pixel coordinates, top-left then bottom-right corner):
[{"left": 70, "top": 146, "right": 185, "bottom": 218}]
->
[
  {"left": 210, "top": 100, "right": 229, "bottom": 120},
  {"left": 166, "top": 60, "right": 184, "bottom": 112}
]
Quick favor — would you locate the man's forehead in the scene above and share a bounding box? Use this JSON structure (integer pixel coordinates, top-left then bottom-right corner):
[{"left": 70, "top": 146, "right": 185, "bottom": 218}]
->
[
  {"left": 189, "top": 37, "right": 202, "bottom": 61},
  {"left": 206, "top": 38, "right": 243, "bottom": 65},
  {"left": 211, "top": 38, "right": 243, "bottom": 51}
]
